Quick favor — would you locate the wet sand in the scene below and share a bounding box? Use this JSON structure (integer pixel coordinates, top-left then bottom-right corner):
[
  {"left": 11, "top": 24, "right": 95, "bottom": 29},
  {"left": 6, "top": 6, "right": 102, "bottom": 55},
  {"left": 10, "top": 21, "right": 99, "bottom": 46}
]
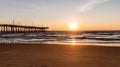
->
[{"left": 0, "top": 43, "right": 120, "bottom": 67}]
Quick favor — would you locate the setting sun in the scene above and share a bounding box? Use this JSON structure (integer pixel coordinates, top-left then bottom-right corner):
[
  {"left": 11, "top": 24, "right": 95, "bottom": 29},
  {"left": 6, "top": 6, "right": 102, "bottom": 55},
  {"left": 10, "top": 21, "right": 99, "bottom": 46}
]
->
[{"left": 69, "top": 22, "right": 78, "bottom": 31}]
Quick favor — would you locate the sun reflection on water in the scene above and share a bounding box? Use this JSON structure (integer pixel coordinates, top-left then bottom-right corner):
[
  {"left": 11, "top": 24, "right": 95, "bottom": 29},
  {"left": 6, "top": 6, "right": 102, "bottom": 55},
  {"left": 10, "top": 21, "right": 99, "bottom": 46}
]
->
[{"left": 71, "top": 39, "right": 77, "bottom": 45}]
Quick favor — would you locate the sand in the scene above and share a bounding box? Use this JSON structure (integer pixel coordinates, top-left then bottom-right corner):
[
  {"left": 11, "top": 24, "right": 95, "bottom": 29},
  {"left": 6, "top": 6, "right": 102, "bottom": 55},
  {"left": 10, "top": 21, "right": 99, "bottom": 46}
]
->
[{"left": 0, "top": 43, "right": 120, "bottom": 67}]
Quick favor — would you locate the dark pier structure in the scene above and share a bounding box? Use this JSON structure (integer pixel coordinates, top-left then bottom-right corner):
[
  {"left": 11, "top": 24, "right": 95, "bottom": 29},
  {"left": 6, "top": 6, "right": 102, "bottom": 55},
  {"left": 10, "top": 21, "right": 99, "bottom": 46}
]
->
[{"left": 0, "top": 24, "right": 49, "bottom": 34}]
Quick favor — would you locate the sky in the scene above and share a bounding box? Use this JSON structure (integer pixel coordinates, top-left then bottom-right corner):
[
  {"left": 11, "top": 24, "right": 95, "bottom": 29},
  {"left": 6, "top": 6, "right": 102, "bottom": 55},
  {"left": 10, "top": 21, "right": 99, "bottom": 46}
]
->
[{"left": 0, "top": 0, "right": 120, "bottom": 30}]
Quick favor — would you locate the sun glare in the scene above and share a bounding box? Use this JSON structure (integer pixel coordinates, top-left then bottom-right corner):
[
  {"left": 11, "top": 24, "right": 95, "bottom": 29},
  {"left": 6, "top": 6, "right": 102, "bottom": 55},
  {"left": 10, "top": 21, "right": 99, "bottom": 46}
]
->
[{"left": 69, "top": 22, "right": 78, "bottom": 31}]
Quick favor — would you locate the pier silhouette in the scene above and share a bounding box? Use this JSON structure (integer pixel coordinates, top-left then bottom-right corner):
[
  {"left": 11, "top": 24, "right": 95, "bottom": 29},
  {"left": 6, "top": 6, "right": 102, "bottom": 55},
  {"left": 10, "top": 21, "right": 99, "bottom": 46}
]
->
[{"left": 0, "top": 24, "right": 49, "bottom": 34}]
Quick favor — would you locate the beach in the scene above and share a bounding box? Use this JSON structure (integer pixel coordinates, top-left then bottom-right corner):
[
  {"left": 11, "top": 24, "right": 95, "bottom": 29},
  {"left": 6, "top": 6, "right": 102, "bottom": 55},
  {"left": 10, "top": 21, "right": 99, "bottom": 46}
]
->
[
  {"left": 0, "top": 0, "right": 119, "bottom": 67},
  {"left": 0, "top": 43, "right": 120, "bottom": 67}
]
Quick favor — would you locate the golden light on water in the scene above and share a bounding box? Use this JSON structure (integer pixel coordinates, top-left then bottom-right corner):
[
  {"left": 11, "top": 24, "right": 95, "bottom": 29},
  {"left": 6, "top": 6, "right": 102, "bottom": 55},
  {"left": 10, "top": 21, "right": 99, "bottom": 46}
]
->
[{"left": 71, "top": 39, "right": 77, "bottom": 45}]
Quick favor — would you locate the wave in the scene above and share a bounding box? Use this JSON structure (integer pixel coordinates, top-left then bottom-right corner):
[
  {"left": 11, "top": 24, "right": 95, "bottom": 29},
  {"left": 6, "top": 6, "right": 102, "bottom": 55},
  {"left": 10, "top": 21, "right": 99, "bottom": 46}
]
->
[{"left": 0, "top": 31, "right": 120, "bottom": 44}]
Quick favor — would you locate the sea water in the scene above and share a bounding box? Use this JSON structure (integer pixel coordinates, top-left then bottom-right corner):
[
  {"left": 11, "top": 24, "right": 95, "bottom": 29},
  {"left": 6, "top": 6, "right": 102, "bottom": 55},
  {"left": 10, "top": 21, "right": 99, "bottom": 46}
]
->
[{"left": 0, "top": 31, "right": 120, "bottom": 47}]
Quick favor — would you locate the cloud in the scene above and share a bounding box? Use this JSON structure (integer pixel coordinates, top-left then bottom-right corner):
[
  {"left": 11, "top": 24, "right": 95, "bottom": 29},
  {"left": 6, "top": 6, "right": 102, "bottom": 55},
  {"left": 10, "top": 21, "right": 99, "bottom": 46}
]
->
[{"left": 77, "top": 0, "right": 110, "bottom": 12}]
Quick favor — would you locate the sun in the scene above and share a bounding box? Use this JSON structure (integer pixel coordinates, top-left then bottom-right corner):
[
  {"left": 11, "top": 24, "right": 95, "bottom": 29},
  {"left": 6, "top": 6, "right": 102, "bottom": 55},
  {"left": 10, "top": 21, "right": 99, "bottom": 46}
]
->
[{"left": 69, "top": 22, "right": 78, "bottom": 31}]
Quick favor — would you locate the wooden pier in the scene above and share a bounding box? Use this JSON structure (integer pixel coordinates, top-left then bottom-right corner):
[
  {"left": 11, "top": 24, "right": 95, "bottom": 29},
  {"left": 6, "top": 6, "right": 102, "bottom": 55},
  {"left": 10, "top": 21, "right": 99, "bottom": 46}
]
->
[{"left": 0, "top": 24, "right": 49, "bottom": 34}]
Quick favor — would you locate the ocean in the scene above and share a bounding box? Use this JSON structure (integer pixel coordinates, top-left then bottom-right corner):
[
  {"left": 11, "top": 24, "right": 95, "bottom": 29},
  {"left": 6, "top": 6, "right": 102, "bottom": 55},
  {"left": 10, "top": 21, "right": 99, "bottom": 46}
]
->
[{"left": 0, "top": 30, "right": 120, "bottom": 47}]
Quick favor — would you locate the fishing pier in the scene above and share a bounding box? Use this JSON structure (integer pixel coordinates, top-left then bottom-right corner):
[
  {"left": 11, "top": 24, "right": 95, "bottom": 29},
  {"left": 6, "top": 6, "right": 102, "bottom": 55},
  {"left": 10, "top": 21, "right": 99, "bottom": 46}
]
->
[{"left": 0, "top": 24, "right": 49, "bottom": 34}]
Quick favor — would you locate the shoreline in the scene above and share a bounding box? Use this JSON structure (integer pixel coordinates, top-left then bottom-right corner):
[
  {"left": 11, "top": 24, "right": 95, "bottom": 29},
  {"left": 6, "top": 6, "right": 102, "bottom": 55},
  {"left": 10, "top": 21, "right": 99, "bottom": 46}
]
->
[{"left": 0, "top": 42, "right": 120, "bottom": 48}]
